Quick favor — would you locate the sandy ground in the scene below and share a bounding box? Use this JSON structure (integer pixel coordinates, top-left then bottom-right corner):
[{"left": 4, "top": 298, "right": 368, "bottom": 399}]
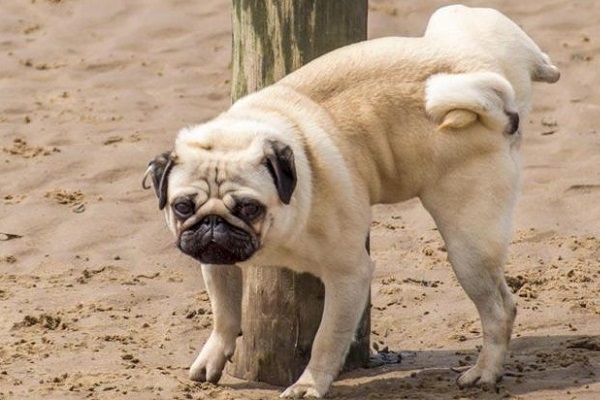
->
[{"left": 1, "top": 0, "right": 599, "bottom": 399}]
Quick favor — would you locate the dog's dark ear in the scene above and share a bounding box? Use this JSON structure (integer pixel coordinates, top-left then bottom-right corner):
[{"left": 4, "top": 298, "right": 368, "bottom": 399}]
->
[
  {"left": 143, "top": 151, "right": 176, "bottom": 210},
  {"left": 264, "top": 141, "right": 296, "bottom": 205}
]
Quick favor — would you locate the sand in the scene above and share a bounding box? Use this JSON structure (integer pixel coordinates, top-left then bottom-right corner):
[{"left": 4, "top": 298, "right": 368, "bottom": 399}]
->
[{"left": 1, "top": 0, "right": 598, "bottom": 399}]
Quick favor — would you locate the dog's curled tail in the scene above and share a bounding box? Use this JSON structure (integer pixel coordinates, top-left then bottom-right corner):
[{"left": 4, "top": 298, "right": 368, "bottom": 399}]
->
[{"left": 425, "top": 71, "right": 519, "bottom": 133}]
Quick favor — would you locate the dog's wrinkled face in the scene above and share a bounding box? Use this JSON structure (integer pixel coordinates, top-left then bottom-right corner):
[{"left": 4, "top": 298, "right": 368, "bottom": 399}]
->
[{"left": 144, "top": 124, "right": 296, "bottom": 265}]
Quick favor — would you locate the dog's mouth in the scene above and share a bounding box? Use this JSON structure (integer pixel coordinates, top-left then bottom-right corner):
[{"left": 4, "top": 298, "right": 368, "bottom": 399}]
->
[{"left": 177, "top": 215, "right": 258, "bottom": 265}]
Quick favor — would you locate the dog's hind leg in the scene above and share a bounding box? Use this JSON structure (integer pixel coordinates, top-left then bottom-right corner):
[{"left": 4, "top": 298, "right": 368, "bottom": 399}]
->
[
  {"left": 420, "top": 153, "right": 519, "bottom": 388},
  {"left": 189, "top": 264, "right": 242, "bottom": 384}
]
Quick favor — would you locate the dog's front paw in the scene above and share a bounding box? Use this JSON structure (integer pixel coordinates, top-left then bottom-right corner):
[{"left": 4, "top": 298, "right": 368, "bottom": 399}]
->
[
  {"left": 281, "top": 383, "right": 325, "bottom": 398},
  {"left": 189, "top": 331, "right": 235, "bottom": 384},
  {"left": 456, "top": 364, "right": 502, "bottom": 390},
  {"left": 280, "top": 369, "right": 333, "bottom": 398}
]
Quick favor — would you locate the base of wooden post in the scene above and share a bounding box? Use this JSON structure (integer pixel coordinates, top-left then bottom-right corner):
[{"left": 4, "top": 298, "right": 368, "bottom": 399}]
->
[{"left": 226, "top": 266, "right": 370, "bottom": 386}]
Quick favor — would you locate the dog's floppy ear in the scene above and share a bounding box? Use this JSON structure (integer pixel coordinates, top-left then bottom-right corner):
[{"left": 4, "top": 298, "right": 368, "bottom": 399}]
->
[
  {"left": 142, "top": 151, "right": 176, "bottom": 210},
  {"left": 264, "top": 140, "right": 297, "bottom": 205}
]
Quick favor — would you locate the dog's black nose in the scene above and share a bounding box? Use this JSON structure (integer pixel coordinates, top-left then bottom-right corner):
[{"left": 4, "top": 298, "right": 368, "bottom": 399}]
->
[
  {"left": 201, "top": 215, "right": 225, "bottom": 228},
  {"left": 178, "top": 213, "right": 258, "bottom": 265}
]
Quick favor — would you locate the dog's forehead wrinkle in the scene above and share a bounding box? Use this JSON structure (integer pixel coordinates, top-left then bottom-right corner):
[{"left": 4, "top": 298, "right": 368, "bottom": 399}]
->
[
  {"left": 181, "top": 157, "right": 265, "bottom": 202},
  {"left": 177, "top": 120, "right": 272, "bottom": 157}
]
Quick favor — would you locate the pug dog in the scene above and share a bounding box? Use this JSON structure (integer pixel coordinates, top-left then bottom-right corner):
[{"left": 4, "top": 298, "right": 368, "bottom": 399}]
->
[{"left": 144, "top": 5, "right": 559, "bottom": 398}]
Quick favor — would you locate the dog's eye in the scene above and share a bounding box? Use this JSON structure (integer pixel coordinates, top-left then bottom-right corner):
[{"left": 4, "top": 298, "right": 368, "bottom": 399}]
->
[
  {"left": 172, "top": 200, "right": 194, "bottom": 219},
  {"left": 237, "top": 201, "right": 264, "bottom": 220}
]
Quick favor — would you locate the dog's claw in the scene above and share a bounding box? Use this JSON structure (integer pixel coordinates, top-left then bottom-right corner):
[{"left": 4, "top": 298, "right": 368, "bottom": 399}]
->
[
  {"left": 281, "top": 384, "right": 324, "bottom": 398},
  {"left": 190, "top": 366, "right": 206, "bottom": 382},
  {"left": 280, "top": 369, "right": 333, "bottom": 398},
  {"left": 456, "top": 364, "right": 502, "bottom": 390},
  {"left": 189, "top": 331, "right": 234, "bottom": 385},
  {"left": 190, "top": 366, "right": 223, "bottom": 384}
]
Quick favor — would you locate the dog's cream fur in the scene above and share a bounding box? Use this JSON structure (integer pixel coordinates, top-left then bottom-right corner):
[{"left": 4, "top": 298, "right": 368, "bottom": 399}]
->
[{"left": 149, "top": 6, "right": 559, "bottom": 398}]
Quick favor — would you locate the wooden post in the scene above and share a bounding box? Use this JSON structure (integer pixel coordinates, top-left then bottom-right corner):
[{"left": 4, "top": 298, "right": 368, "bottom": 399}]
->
[{"left": 227, "top": 0, "right": 370, "bottom": 387}]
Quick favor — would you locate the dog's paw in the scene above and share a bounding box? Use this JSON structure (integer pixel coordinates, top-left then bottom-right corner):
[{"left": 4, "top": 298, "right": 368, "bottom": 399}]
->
[
  {"left": 280, "top": 369, "right": 333, "bottom": 398},
  {"left": 280, "top": 383, "right": 324, "bottom": 398},
  {"left": 456, "top": 364, "right": 502, "bottom": 390},
  {"left": 189, "top": 332, "right": 235, "bottom": 384}
]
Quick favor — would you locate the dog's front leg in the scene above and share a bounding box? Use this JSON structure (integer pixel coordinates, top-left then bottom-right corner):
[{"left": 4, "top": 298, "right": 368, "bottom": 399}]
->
[
  {"left": 281, "top": 254, "right": 373, "bottom": 398},
  {"left": 189, "top": 264, "right": 242, "bottom": 384}
]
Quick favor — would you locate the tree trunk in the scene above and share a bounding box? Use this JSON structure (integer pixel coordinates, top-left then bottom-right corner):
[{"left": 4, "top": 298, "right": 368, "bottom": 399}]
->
[{"left": 227, "top": 0, "right": 370, "bottom": 387}]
